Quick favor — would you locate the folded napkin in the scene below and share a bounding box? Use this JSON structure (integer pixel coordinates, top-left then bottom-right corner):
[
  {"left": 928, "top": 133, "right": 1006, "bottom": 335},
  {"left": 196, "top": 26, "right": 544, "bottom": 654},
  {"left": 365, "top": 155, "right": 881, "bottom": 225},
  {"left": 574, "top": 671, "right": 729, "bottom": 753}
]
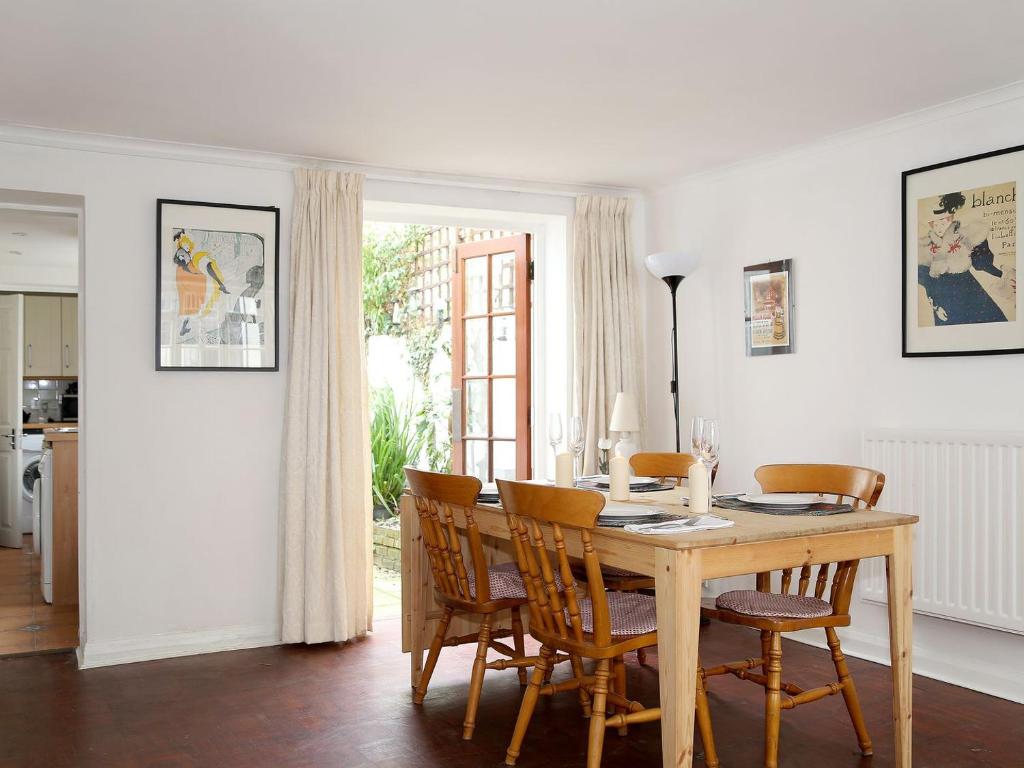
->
[{"left": 624, "top": 514, "right": 735, "bottom": 535}]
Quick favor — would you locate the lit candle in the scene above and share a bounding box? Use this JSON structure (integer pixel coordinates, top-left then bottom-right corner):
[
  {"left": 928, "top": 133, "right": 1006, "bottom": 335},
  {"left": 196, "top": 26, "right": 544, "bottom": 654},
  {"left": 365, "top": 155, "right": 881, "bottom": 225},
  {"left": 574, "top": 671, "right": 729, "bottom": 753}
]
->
[
  {"left": 555, "top": 452, "right": 574, "bottom": 488},
  {"left": 609, "top": 455, "right": 630, "bottom": 501}
]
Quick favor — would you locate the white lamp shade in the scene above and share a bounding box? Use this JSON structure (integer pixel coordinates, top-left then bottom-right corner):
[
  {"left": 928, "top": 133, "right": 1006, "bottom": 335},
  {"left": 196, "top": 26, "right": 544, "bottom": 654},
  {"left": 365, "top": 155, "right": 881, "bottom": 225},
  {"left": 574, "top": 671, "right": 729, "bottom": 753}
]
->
[
  {"left": 608, "top": 392, "right": 640, "bottom": 433},
  {"left": 645, "top": 251, "right": 700, "bottom": 279}
]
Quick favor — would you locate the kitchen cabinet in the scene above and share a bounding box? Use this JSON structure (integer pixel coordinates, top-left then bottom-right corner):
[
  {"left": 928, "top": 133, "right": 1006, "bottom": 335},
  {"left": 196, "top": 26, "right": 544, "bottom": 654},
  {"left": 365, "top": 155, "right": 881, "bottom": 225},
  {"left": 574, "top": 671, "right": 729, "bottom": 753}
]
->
[
  {"left": 23, "top": 295, "right": 62, "bottom": 377},
  {"left": 60, "top": 296, "right": 78, "bottom": 376},
  {"left": 23, "top": 294, "right": 77, "bottom": 378}
]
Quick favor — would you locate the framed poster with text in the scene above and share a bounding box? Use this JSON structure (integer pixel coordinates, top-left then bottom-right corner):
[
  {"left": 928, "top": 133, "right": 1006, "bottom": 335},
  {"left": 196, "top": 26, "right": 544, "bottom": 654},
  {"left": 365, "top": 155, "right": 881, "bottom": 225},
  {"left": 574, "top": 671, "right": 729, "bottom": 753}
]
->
[{"left": 903, "top": 145, "right": 1020, "bottom": 357}]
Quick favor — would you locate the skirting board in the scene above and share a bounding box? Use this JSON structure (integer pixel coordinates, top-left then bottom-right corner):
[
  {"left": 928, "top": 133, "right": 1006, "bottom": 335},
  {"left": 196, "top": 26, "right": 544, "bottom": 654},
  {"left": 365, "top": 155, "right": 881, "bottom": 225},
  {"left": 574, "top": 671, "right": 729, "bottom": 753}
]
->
[
  {"left": 78, "top": 624, "right": 281, "bottom": 669},
  {"left": 785, "top": 627, "right": 1024, "bottom": 705}
]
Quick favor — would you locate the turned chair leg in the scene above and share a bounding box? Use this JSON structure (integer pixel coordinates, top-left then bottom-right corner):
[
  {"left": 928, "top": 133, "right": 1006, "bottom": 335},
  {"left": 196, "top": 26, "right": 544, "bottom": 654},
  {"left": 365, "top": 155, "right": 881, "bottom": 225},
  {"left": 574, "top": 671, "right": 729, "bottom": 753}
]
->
[
  {"left": 505, "top": 645, "right": 554, "bottom": 766},
  {"left": 413, "top": 605, "right": 453, "bottom": 704},
  {"left": 636, "top": 646, "right": 648, "bottom": 665},
  {"left": 826, "top": 626, "right": 873, "bottom": 755},
  {"left": 462, "top": 614, "right": 493, "bottom": 740},
  {"left": 695, "top": 668, "right": 720, "bottom": 768},
  {"left": 760, "top": 629, "right": 771, "bottom": 673},
  {"left": 570, "top": 653, "right": 592, "bottom": 717},
  {"left": 764, "top": 631, "right": 783, "bottom": 768},
  {"left": 586, "top": 659, "right": 611, "bottom": 768},
  {"left": 511, "top": 605, "right": 528, "bottom": 686},
  {"left": 612, "top": 655, "right": 628, "bottom": 736}
]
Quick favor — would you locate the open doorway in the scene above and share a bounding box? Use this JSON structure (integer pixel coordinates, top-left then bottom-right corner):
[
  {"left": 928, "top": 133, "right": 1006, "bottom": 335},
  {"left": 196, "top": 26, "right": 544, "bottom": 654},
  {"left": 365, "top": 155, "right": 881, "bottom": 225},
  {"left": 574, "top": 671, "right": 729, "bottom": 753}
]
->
[
  {"left": 0, "top": 200, "right": 82, "bottom": 656},
  {"left": 363, "top": 222, "right": 533, "bottom": 619}
]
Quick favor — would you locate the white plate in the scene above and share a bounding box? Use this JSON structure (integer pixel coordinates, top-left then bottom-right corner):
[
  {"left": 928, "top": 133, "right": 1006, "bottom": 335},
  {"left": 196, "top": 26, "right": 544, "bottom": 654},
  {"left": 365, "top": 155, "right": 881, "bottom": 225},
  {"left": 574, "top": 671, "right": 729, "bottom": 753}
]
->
[
  {"left": 738, "top": 493, "right": 824, "bottom": 506},
  {"left": 599, "top": 503, "right": 665, "bottom": 518}
]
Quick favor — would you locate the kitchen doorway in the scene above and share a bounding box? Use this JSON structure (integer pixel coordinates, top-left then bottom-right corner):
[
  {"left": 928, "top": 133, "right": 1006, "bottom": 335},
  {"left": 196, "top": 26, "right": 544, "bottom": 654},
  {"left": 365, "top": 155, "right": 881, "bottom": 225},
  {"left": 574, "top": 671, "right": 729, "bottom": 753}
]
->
[{"left": 0, "top": 195, "right": 83, "bottom": 657}]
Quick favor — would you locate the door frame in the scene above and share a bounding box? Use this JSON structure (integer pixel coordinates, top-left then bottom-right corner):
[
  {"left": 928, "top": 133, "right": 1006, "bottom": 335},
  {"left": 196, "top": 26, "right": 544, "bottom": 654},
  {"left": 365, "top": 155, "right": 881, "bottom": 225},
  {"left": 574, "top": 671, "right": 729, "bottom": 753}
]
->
[{"left": 364, "top": 200, "right": 572, "bottom": 480}]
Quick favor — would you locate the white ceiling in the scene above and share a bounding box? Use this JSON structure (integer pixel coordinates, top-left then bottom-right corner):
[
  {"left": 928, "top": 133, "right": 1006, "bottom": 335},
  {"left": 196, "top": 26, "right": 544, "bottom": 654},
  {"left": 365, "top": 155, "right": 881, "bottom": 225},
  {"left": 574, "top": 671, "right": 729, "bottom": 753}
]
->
[
  {"left": 2, "top": 2, "right": 1024, "bottom": 188},
  {"left": 0, "top": 209, "right": 78, "bottom": 273}
]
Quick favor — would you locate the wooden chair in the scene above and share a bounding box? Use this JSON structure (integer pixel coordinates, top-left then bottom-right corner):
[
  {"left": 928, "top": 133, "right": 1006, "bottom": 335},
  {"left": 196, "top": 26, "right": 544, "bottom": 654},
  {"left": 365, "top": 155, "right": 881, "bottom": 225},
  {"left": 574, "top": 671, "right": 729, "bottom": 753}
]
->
[
  {"left": 405, "top": 467, "right": 568, "bottom": 740},
  {"left": 629, "top": 451, "right": 716, "bottom": 487},
  {"left": 572, "top": 452, "right": 710, "bottom": 665},
  {"left": 497, "top": 479, "right": 719, "bottom": 768},
  {"left": 700, "top": 463, "right": 885, "bottom": 768}
]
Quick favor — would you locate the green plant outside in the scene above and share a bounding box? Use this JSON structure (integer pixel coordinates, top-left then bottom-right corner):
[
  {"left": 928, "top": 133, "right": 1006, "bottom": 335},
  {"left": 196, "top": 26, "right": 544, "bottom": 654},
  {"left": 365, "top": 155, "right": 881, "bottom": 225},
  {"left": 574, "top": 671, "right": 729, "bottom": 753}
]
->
[{"left": 370, "top": 387, "right": 427, "bottom": 515}]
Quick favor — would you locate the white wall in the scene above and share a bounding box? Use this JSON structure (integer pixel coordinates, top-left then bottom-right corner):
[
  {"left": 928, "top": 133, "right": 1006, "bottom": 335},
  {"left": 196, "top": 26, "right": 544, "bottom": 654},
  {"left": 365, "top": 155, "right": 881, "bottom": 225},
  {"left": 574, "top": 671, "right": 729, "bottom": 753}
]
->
[
  {"left": 0, "top": 127, "right": 636, "bottom": 666},
  {"left": 643, "top": 86, "right": 1024, "bottom": 702}
]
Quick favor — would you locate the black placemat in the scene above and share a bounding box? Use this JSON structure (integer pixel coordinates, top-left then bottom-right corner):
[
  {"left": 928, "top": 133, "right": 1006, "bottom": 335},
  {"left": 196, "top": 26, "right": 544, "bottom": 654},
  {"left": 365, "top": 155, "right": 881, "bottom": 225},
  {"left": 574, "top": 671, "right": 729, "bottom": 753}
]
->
[
  {"left": 598, "top": 512, "right": 688, "bottom": 528},
  {"left": 576, "top": 481, "right": 676, "bottom": 493},
  {"left": 715, "top": 498, "right": 853, "bottom": 516}
]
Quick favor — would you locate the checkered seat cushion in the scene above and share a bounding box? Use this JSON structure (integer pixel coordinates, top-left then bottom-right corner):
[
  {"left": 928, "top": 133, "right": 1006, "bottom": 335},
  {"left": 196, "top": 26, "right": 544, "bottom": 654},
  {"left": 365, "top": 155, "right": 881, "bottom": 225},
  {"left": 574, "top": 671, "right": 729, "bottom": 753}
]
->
[
  {"left": 467, "top": 562, "right": 529, "bottom": 600},
  {"left": 600, "top": 564, "right": 648, "bottom": 578},
  {"left": 715, "top": 590, "right": 833, "bottom": 619},
  {"left": 569, "top": 592, "right": 658, "bottom": 636},
  {"left": 466, "top": 562, "right": 568, "bottom": 602}
]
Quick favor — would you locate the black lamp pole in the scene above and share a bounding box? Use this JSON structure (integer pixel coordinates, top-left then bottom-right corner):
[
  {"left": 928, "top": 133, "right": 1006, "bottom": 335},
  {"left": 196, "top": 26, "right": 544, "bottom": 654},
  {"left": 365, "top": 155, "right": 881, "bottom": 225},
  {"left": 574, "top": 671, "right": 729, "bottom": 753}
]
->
[{"left": 663, "top": 274, "right": 684, "bottom": 453}]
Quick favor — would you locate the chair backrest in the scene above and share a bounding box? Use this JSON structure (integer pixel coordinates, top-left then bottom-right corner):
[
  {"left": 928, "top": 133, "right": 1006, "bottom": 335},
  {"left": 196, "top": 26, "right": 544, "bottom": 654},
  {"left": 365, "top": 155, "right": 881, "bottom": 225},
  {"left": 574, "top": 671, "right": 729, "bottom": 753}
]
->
[
  {"left": 404, "top": 467, "right": 490, "bottom": 604},
  {"left": 496, "top": 480, "right": 619, "bottom": 647},
  {"left": 753, "top": 463, "right": 886, "bottom": 615},
  {"left": 629, "top": 451, "right": 716, "bottom": 485}
]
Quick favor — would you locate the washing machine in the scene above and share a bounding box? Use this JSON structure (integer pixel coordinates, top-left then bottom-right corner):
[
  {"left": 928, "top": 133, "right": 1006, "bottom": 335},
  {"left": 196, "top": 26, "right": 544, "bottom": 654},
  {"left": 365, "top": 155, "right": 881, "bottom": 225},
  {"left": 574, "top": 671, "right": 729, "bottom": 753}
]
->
[{"left": 21, "top": 433, "right": 44, "bottom": 541}]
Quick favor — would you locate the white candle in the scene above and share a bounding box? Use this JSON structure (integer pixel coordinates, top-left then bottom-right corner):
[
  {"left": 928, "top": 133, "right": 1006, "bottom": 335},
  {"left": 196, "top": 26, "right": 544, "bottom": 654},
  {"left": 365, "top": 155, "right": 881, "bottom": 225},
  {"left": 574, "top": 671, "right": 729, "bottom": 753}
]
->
[
  {"left": 688, "top": 461, "right": 710, "bottom": 515},
  {"left": 609, "top": 455, "right": 630, "bottom": 501},
  {"left": 555, "top": 452, "right": 574, "bottom": 488}
]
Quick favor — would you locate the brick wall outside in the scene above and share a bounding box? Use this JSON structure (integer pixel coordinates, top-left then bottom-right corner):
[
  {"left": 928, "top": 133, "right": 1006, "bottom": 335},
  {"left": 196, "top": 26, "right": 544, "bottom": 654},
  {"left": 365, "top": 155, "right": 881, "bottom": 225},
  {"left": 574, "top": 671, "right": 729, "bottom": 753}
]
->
[{"left": 373, "top": 522, "right": 401, "bottom": 571}]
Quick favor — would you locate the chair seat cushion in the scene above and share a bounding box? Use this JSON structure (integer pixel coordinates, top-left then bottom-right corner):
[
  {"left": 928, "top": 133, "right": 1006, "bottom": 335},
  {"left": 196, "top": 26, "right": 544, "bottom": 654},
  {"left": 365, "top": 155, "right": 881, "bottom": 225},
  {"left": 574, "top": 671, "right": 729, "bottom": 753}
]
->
[
  {"left": 601, "top": 564, "right": 648, "bottom": 578},
  {"left": 571, "top": 592, "right": 657, "bottom": 636},
  {"left": 467, "top": 562, "right": 528, "bottom": 600},
  {"left": 715, "top": 590, "right": 833, "bottom": 619},
  {"left": 466, "top": 562, "right": 568, "bottom": 601}
]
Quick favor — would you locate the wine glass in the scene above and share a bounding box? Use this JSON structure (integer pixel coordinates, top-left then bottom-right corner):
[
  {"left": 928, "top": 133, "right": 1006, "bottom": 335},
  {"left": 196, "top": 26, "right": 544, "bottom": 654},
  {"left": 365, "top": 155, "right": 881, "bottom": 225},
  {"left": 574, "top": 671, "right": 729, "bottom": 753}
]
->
[
  {"left": 567, "top": 416, "right": 585, "bottom": 482},
  {"left": 548, "top": 413, "right": 563, "bottom": 479},
  {"left": 700, "top": 418, "right": 720, "bottom": 474},
  {"left": 690, "top": 416, "right": 704, "bottom": 456}
]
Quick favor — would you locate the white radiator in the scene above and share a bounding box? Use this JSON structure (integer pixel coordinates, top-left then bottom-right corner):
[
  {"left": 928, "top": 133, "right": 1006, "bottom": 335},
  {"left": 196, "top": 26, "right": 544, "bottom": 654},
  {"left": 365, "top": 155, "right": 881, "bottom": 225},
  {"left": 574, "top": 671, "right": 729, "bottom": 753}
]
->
[{"left": 861, "top": 429, "right": 1024, "bottom": 635}]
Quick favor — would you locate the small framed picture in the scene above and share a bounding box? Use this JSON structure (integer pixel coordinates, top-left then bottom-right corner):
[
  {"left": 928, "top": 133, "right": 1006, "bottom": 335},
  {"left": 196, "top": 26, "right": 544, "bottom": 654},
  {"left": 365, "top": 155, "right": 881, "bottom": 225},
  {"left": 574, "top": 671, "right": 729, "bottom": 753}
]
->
[
  {"left": 744, "top": 259, "right": 794, "bottom": 356},
  {"left": 156, "top": 199, "right": 280, "bottom": 371},
  {"left": 902, "top": 144, "right": 1020, "bottom": 357}
]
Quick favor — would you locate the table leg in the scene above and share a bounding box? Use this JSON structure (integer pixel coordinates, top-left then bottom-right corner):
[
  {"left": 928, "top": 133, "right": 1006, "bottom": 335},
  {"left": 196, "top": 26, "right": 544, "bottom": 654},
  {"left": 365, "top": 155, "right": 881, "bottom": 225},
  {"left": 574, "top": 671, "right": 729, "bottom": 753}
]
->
[
  {"left": 401, "top": 495, "right": 426, "bottom": 690},
  {"left": 655, "top": 547, "right": 702, "bottom": 768},
  {"left": 886, "top": 525, "right": 913, "bottom": 767}
]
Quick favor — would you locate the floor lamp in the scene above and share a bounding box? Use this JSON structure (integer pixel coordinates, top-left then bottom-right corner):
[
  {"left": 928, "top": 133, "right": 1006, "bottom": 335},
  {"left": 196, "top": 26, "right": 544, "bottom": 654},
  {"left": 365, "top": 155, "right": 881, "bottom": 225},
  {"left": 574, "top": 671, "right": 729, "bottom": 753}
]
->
[{"left": 644, "top": 251, "right": 700, "bottom": 453}]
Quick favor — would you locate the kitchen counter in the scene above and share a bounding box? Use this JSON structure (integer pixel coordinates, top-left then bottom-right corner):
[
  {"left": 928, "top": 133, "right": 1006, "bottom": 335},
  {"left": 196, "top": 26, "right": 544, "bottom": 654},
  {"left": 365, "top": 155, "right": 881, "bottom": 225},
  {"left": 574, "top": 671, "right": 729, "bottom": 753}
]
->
[
  {"left": 24, "top": 422, "right": 78, "bottom": 431},
  {"left": 41, "top": 429, "right": 78, "bottom": 606}
]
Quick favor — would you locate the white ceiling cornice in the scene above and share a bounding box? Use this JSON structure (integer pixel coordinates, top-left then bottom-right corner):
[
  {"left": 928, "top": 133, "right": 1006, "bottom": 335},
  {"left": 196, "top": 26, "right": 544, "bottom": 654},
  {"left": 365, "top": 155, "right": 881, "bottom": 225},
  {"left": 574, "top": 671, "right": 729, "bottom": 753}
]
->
[
  {"left": 649, "top": 78, "right": 1024, "bottom": 194},
  {"left": 0, "top": 122, "right": 640, "bottom": 200}
]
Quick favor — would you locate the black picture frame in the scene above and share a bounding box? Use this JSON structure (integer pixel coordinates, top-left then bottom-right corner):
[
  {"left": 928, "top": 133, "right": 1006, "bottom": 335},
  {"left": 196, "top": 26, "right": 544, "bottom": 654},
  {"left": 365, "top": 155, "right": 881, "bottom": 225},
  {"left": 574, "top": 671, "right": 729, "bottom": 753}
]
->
[
  {"left": 743, "top": 259, "right": 794, "bottom": 356},
  {"left": 156, "top": 198, "right": 280, "bottom": 371},
  {"left": 902, "top": 144, "right": 1022, "bottom": 358}
]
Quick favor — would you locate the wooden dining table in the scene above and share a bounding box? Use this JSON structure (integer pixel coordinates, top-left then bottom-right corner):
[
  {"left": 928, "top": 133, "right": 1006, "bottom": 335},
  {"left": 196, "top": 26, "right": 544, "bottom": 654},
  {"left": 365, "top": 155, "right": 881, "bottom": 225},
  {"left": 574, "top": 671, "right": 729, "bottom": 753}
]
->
[{"left": 399, "top": 489, "right": 918, "bottom": 768}]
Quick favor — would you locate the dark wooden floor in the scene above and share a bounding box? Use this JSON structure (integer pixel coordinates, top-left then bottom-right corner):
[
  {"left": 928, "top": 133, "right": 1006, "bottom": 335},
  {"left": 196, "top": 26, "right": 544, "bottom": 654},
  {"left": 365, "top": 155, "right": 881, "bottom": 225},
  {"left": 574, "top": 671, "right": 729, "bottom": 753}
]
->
[{"left": 1, "top": 617, "right": 1020, "bottom": 767}]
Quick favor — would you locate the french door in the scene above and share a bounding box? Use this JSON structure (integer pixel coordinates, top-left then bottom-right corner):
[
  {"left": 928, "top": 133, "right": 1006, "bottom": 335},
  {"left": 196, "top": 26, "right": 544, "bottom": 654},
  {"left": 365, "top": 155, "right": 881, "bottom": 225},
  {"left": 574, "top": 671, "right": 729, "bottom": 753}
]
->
[{"left": 451, "top": 234, "right": 531, "bottom": 481}]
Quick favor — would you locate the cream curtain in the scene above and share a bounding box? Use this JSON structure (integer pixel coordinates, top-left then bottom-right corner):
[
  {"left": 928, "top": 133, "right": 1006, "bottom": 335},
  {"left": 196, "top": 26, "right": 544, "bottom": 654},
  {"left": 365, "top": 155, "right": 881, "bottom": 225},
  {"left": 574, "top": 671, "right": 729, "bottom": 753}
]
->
[
  {"left": 573, "top": 195, "right": 646, "bottom": 474},
  {"left": 281, "top": 169, "right": 372, "bottom": 644}
]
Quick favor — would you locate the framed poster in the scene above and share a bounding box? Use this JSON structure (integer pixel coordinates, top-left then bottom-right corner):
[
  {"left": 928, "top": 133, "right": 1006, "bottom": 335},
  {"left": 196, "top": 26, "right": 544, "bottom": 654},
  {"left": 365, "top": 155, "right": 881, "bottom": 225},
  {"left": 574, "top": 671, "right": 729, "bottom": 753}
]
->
[
  {"left": 903, "top": 145, "right": 1020, "bottom": 357},
  {"left": 744, "top": 259, "right": 794, "bottom": 356},
  {"left": 156, "top": 199, "right": 279, "bottom": 371}
]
